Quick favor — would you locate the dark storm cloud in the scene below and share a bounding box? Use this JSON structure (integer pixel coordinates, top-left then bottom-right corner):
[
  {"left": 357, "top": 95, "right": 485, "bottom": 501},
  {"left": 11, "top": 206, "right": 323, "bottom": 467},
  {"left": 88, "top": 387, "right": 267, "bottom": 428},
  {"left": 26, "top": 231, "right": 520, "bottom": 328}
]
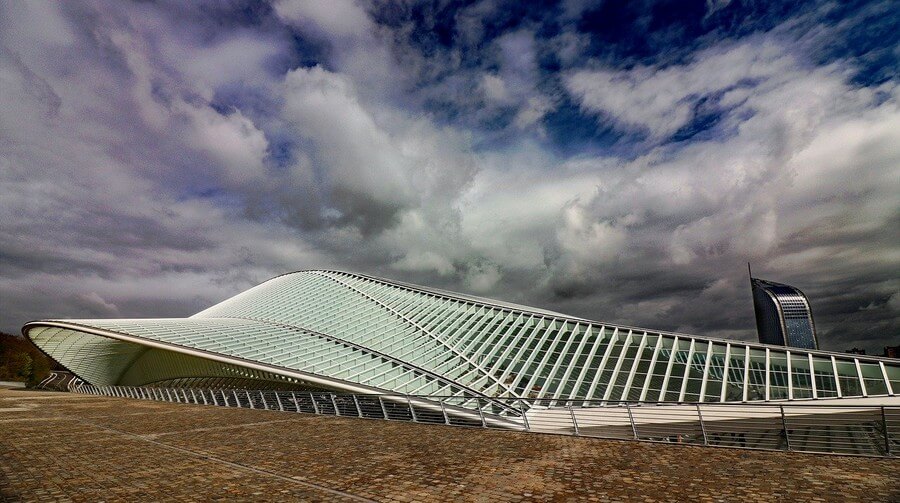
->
[{"left": 0, "top": 1, "right": 897, "bottom": 354}]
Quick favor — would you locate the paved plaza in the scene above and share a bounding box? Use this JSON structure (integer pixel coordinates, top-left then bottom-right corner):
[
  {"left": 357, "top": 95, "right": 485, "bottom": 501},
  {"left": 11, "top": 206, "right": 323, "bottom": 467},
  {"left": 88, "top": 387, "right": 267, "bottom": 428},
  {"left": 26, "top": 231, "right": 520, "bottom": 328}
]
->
[{"left": 0, "top": 388, "right": 897, "bottom": 502}]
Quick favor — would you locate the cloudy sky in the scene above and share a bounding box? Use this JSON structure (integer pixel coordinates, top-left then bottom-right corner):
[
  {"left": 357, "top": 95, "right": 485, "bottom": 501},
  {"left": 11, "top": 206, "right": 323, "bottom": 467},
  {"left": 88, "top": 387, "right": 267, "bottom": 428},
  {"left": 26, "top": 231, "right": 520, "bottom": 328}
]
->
[{"left": 1, "top": 0, "right": 898, "bottom": 353}]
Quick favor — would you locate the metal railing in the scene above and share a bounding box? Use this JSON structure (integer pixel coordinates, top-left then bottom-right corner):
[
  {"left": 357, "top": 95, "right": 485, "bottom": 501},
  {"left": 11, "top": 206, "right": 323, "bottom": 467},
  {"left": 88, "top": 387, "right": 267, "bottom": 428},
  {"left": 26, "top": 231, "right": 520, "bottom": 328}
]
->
[
  {"left": 72, "top": 384, "right": 898, "bottom": 458},
  {"left": 36, "top": 371, "right": 83, "bottom": 391}
]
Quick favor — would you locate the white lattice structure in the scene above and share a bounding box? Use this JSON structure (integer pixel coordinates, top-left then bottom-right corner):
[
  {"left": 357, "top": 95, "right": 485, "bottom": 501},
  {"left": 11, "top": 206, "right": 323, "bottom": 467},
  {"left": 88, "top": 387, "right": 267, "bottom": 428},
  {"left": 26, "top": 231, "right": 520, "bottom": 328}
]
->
[{"left": 25, "top": 271, "right": 900, "bottom": 416}]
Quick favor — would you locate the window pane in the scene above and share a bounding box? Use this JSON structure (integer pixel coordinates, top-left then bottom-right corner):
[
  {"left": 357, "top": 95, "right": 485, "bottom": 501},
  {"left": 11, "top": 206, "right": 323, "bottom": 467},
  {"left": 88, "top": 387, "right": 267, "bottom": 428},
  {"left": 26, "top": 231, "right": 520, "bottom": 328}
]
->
[
  {"left": 812, "top": 357, "right": 838, "bottom": 398},
  {"left": 834, "top": 359, "right": 862, "bottom": 397},
  {"left": 859, "top": 362, "right": 888, "bottom": 396},
  {"left": 768, "top": 352, "right": 789, "bottom": 400},
  {"left": 703, "top": 344, "right": 727, "bottom": 402}
]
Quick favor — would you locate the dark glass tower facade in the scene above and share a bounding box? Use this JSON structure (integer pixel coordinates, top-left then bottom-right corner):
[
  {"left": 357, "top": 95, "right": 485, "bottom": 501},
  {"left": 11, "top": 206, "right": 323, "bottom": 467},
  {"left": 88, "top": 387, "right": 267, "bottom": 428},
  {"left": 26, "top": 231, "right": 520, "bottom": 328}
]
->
[{"left": 751, "top": 277, "right": 818, "bottom": 349}]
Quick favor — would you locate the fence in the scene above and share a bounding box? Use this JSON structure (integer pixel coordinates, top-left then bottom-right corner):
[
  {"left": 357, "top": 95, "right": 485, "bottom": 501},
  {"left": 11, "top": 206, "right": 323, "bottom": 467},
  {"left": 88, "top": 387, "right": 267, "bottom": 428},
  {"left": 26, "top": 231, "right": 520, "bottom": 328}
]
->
[{"left": 72, "top": 384, "right": 898, "bottom": 458}]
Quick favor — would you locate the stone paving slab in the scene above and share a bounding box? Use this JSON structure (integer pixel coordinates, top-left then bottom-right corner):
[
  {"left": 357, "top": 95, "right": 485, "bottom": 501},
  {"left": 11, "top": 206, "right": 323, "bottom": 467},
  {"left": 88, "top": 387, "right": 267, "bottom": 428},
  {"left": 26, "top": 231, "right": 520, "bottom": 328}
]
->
[{"left": 0, "top": 388, "right": 897, "bottom": 502}]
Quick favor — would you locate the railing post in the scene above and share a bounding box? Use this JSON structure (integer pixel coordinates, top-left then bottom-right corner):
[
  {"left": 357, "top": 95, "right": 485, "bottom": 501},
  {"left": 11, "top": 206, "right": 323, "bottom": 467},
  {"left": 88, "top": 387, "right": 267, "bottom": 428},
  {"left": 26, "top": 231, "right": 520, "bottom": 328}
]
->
[
  {"left": 246, "top": 390, "right": 254, "bottom": 409},
  {"left": 291, "top": 392, "right": 299, "bottom": 412},
  {"left": 188, "top": 389, "right": 196, "bottom": 403},
  {"left": 625, "top": 403, "right": 638, "bottom": 439},
  {"left": 166, "top": 389, "right": 173, "bottom": 402},
  {"left": 275, "top": 392, "right": 284, "bottom": 412},
  {"left": 262, "top": 390, "right": 270, "bottom": 410},
  {"left": 352, "top": 395, "right": 363, "bottom": 418},
  {"left": 570, "top": 405, "right": 580, "bottom": 436},
  {"left": 518, "top": 399, "right": 530, "bottom": 431},
  {"left": 309, "top": 392, "right": 320, "bottom": 414},
  {"left": 696, "top": 404, "right": 709, "bottom": 446},
  {"left": 378, "top": 396, "right": 389, "bottom": 420},
  {"left": 882, "top": 406, "right": 891, "bottom": 456},
  {"left": 477, "top": 399, "right": 487, "bottom": 428},
  {"left": 330, "top": 394, "right": 340, "bottom": 416},
  {"left": 407, "top": 396, "right": 418, "bottom": 422},
  {"left": 221, "top": 390, "right": 228, "bottom": 406},
  {"left": 440, "top": 399, "right": 451, "bottom": 425},
  {"left": 780, "top": 405, "right": 791, "bottom": 451},
  {"left": 232, "top": 390, "right": 240, "bottom": 407},
  {"left": 209, "top": 389, "right": 217, "bottom": 406}
]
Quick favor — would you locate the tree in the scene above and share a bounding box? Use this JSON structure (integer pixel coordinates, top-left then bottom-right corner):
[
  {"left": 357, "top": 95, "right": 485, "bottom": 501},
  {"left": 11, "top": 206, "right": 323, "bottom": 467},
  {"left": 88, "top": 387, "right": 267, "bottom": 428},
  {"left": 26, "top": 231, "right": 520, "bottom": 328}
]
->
[{"left": 0, "top": 332, "right": 55, "bottom": 386}]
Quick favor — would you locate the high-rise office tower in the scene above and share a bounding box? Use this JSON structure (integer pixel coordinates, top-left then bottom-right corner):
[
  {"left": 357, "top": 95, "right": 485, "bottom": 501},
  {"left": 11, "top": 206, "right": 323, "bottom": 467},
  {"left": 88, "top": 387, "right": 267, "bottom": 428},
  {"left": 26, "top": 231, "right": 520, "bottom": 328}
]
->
[{"left": 750, "top": 267, "right": 818, "bottom": 350}]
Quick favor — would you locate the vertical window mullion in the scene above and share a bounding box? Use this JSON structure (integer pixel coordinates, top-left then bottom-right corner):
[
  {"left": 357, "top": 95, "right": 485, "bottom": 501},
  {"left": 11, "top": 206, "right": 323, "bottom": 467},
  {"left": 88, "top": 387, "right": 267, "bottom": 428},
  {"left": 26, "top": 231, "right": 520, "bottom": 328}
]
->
[
  {"left": 831, "top": 356, "right": 842, "bottom": 398},
  {"left": 583, "top": 327, "right": 619, "bottom": 405},
  {"left": 855, "top": 359, "right": 868, "bottom": 397},
  {"left": 657, "top": 336, "right": 680, "bottom": 402},
  {"left": 698, "top": 341, "right": 714, "bottom": 403},
  {"left": 639, "top": 335, "right": 665, "bottom": 402},
  {"left": 538, "top": 323, "right": 581, "bottom": 400},
  {"left": 677, "top": 339, "right": 696, "bottom": 402},
  {"left": 741, "top": 345, "right": 751, "bottom": 402},
  {"left": 602, "top": 329, "right": 634, "bottom": 402},
  {"left": 719, "top": 343, "right": 732, "bottom": 403},
  {"left": 809, "top": 353, "right": 818, "bottom": 399},
  {"left": 619, "top": 331, "right": 648, "bottom": 402}
]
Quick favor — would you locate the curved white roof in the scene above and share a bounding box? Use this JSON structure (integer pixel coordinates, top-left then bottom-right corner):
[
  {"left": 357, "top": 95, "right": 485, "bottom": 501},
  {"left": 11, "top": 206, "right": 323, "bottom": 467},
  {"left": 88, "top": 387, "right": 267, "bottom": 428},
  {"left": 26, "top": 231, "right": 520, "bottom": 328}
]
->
[{"left": 25, "top": 270, "right": 899, "bottom": 410}]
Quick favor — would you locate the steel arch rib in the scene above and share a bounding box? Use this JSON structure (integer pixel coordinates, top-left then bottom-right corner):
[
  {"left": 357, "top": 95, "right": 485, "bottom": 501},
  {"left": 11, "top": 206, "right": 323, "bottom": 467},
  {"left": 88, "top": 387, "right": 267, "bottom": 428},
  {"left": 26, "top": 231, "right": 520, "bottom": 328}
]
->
[
  {"left": 230, "top": 315, "right": 509, "bottom": 402},
  {"left": 23, "top": 320, "right": 397, "bottom": 396},
  {"left": 310, "top": 270, "right": 520, "bottom": 398}
]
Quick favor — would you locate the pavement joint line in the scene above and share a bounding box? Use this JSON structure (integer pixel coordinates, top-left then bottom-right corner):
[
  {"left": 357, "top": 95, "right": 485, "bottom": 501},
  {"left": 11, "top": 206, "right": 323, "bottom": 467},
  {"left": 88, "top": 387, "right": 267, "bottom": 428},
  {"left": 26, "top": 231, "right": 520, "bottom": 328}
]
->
[
  {"left": 139, "top": 417, "right": 306, "bottom": 439},
  {"left": 39, "top": 406, "right": 377, "bottom": 503},
  {"left": 49, "top": 410, "right": 186, "bottom": 418},
  {"left": 0, "top": 417, "right": 68, "bottom": 423}
]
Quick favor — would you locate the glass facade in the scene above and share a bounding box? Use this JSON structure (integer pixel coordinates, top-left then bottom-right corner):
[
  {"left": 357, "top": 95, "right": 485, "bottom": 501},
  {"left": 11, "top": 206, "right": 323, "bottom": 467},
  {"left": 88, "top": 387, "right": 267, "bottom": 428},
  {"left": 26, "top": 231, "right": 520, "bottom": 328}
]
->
[
  {"left": 751, "top": 277, "right": 818, "bottom": 349},
  {"left": 24, "top": 270, "right": 897, "bottom": 415}
]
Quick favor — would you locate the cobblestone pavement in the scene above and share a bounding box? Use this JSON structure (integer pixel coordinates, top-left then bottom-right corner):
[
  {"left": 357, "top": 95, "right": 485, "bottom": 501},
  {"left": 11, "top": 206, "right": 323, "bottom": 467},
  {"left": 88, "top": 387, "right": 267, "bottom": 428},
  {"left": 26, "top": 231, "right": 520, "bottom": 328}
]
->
[{"left": 1, "top": 388, "right": 897, "bottom": 502}]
